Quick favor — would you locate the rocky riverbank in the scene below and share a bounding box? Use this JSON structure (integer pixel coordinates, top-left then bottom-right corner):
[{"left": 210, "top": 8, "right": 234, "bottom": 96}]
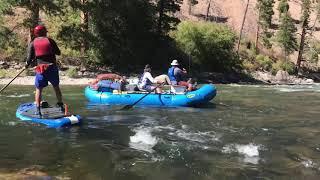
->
[{"left": 0, "top": 60, "right": 319, "bottom": 85}]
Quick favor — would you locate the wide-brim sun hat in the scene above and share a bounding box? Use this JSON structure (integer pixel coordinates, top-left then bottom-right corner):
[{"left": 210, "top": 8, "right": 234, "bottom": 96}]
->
[{"left": 171, "top": 59, "right": 179, "bottom": 66}]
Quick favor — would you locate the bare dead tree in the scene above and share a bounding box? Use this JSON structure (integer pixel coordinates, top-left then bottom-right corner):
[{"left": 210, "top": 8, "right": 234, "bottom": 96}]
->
[
  {"left": 237, "top": 0, "right": 250, "bottom": 53},
  {"left": 206, "top": 0, "right": 212, "bottom": 20}
]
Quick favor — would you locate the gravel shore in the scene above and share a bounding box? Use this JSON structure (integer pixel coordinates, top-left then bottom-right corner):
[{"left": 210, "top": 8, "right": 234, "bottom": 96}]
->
[{"left": 0, "top": 76, "right": 95, "bottom": 85}]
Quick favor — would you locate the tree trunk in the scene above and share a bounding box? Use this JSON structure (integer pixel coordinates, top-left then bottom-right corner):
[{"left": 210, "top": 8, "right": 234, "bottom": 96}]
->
[
  {"left": 188, "top": 1, "right": 192, "bottom": 15},
  {"left": 296, "top": 21, "right": 307, "bottom": 72},
  {"left": 80, "top": 0, "right": 89, "bottom": 54},
  {"left": 255, "top": 23, "right": 260, "bottom": 53},
  {"left": 237, "top": 0, "right": 250, "bottom": 53},
  {"left": 206, "top": 0, "right": 212, "bottom": 21},
  {"left": 29, "top": 0, "right": 40, "bottom": 41},
  {"left": 157, "top": 0, "right": 165, "bottom": 35}
]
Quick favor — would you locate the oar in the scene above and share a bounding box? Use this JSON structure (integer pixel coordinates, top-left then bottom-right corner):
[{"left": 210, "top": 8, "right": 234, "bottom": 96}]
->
[
  {"left": 0, "top": 67, "right": 27, "bottom": 93},
  {"left": 121, "top": 83, "right": 164, "bottom": 110}
]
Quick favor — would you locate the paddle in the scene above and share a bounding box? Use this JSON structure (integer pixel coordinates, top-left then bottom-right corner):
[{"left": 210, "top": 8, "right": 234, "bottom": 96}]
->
[
  {"left": 0, "top": 67, "right": 27, "bottom": 93},
  {"left": 121, "top": 83, "right": 164, "bottom": 110}
]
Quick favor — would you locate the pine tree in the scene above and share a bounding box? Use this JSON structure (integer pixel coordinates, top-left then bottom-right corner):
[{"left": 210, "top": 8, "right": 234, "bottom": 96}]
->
[
  {"left": 67, "top": 0, "right": 91, "bottom": 54},
  {"left": 4, "top": 0, "right": 63, "bottom": 40},
  {"left": 156, "top": 0, "right": 182, "bottom": 35},
  {"left": 256, "top": 0, "right": 275, "bottom": 48},
  {"left": 0, "top": 0, "right": 11, "bottom": 48},
  {"left": 278, "top": 0, "right": 289, "bottom": 16},
  {"left": 276, "top": 1, "right": 297, "bottom": 60},
  {"left": 296, "top": 0, "right": 311, "bottom": 71}
]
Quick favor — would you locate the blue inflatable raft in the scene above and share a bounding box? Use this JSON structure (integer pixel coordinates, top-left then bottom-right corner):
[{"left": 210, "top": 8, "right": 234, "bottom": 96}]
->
[
  {"left": 84, "top": 84, "right": 217, "bottom": 107},
  {"left": 16, "top": 103, "right": 82, "bottom": 128}
]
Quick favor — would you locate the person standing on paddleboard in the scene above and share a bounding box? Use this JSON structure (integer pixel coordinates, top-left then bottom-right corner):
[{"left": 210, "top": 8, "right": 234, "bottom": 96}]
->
[{"left": 25, "top": 25, "right": 63, "bottom": 117}]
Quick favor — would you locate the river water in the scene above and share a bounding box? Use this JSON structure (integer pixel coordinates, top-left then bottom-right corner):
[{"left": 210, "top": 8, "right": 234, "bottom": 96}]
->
[{"left": 0, "top": 84, "right": 319, "bottom": 179}]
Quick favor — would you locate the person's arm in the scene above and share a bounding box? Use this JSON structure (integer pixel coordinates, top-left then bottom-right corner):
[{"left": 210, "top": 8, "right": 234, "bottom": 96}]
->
[
  {"left": 25, "top": 42, "right": 35, "bottom": 67},
  {"left": 146, "top": 72, "right": 156, "bottom": 83},
  {"left": 174, "top": 68, "right": 185, "bottom": 76},
  {"left": 49, "top": 38, "right": 61, "bottom": 55}
]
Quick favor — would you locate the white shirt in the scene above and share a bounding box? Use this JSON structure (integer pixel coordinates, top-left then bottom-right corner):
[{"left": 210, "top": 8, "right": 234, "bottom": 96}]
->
[{"left": 138, "top": 72, "right": 156, "bottom": 88}]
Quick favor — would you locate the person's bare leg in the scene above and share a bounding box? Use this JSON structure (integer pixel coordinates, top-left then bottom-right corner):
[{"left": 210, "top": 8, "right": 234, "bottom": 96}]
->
[
  {"left": 35, "top": 88, "right": 42, "bottom": 107},
  {"left": 165, "top": 75, "right": 171, "bottom": 85},
  {"left": 156, "top": 88, "right": 162, "bottom": 94},
  {"left": 35, "top": 88, "right": 42, "bottom": 117},
  {"left": 53, "top": 85, "right": 63, "bottom": 103}
]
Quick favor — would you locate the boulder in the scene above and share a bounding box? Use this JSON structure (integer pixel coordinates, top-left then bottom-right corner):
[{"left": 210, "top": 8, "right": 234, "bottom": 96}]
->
[
  {"left": 77, "top": 71, "right": 83, "bottom": 77},
  {"left": 0, "top": 61, "right": 9, "bottom": 69},
  {"left": 275, "top": 70, "right": 290, "bottom": 82},
  {"left": 14, "top": 64, "right": 23, "bottom": 69},
  {"left": 252, "top": 71, "right": 274, "bottom": 82},
  {"left": 83, "top": 71, "right": 90, "bottom": 77},
  {"left": 305, "top": 78, "right": 314, "bottom": 84}
]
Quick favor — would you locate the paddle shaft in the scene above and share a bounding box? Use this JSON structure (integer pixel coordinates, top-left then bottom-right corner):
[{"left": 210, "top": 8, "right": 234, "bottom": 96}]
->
[
  {"left": 0, "top": 67, "right": 26, "bottom": 93},
  {"left": 122, "top": 83, "right": 164, "bottom": 109}
]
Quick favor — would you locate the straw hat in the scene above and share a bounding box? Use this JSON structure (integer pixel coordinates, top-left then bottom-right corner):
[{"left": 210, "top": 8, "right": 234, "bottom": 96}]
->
[{"left": 170, "top": 59, "right": 179, "bottom": 66}]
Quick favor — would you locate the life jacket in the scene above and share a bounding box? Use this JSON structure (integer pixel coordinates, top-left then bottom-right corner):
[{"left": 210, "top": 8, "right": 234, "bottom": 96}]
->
[
  {"left": 168, "top": 67, "right": 177, "bottom": 82},
  {"left": 33, "top": 37, "right": 53, "bottom": 57}
]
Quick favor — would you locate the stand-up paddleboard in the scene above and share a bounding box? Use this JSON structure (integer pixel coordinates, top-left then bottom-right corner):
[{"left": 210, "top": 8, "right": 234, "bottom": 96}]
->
[{"left": 16, "top": 103, "right": 81, "bottom": 128}]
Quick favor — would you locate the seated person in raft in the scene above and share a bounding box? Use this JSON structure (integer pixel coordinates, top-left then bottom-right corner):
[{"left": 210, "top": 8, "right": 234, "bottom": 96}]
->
[
  {"left": 138, "top": 64, "right": 163, "bottom": 93},
  {"left": 168, "top": 59, "right": 196, "bottom": 91},
  {"left": 89, "top": 73, "right": 127, "bottom": 91},
  {"left": 154, "top": 74, "right": 172, "bottom": 85}
]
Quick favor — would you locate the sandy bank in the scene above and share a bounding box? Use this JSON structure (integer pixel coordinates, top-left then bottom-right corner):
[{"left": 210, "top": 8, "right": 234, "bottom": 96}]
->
[{"left": 0, "top": 76, "right": 95, "bottom": 85}]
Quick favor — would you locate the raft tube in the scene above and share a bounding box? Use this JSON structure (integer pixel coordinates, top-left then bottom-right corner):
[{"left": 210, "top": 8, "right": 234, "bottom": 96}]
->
[{"left": 84, "top": 84, "right": 217, "bottom": 107}]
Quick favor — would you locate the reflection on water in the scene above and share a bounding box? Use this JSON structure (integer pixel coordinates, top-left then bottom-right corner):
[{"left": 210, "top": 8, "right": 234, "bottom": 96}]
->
[{"left": 0, "top": 84, "right": 319, "bottom": 179}]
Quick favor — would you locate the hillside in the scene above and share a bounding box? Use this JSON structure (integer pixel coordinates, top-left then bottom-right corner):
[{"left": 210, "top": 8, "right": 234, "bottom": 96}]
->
[
  {"left": 178, "top": 0, "right": 319, "bottom": 64},
  {"left": 180, "top": 0, "right": 320, "bottom": 41}
]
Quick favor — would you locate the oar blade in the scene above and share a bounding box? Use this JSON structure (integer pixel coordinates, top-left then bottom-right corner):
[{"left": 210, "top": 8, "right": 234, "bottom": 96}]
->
[{"left": 121, "top": 105, "right": 133, "bottom": 110}]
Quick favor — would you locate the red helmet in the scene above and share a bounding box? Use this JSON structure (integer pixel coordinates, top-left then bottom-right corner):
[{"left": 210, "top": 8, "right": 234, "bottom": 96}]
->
[{"left": 34, "top": 25, "right": 47, "bottom": 37}]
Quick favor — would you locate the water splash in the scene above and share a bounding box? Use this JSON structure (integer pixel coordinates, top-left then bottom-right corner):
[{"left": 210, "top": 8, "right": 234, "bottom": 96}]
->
[
  {"left": 129, "top": 127, "right": 158, "bottom": 153},
  {"left": 222, "top": 143, "right": 261, "bottom": 164},
  {"left": 6, "top": 94, "right": 30, "bottom": 98}
]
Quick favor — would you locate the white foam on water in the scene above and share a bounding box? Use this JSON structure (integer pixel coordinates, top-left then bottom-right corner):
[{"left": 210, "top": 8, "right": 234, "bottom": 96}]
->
[
  {"left": 235, "top": 144, "right": 259, "bottom": 157},
  {"left": 7, "top": 121, "right": 18, "bottom": 126},
  {"left": 229, "top": 84, "right": 263, "bottom": 88},
  {"left": 154, "top": 124, "right": 220, "bottom": 143},
  {"left": 6, "top": 94, "right": 30, "bottom": 98},
  {"left": 222, "top": 143, "right": 261, "bottom": 164},
  {"left": 302, "top": 159, "right": 317, "bottom": 169},
  {"left": 278, "top": 88, "right": 304, "bottom": 92},
  {"left": 271, "top": 84, "right": 320, "bottom": 93},
  {"left": 176, "top": 130, "right": 220, "bottom": 143},
  {"left": 129, "top": 127, "right": 158, "bottom": 153}
]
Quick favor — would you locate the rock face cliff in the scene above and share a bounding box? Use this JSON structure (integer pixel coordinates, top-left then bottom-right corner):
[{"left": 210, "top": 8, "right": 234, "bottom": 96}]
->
[{"left": 179, "top": 0, "right": 320, "bottom": 41}]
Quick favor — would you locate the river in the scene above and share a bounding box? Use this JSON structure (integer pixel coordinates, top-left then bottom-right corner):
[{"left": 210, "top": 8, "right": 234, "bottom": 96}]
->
[{"left": 0, "top": 84, "right": 319, "bottom": 179}]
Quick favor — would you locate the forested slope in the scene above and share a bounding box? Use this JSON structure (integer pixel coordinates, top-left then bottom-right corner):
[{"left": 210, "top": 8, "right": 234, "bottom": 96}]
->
[{"left": 0, "top": 0, "right": 319, "bottom": 74}]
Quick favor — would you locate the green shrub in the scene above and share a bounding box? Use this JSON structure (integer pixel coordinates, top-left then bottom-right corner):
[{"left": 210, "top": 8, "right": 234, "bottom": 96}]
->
[
  {"left": 66, "top": 67, "right": 78, "bottom": 78},
  {"left": 172, "top": 21, "right": 238, "bottom": 72},
  {"left": 0, "top": 69, "right": 6, "bottom": 78},
  {"left": 256, "top": 54, "right": 273, "bottom": 71},
  {"left": 271, "top": 60, "right": 295, "bottom": 75},
  {"left": 242, "top": 59, "right": 257, "bottom": 71},
  {"left": 306, "top": 41, "right": 320, "bottom": 63}
]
